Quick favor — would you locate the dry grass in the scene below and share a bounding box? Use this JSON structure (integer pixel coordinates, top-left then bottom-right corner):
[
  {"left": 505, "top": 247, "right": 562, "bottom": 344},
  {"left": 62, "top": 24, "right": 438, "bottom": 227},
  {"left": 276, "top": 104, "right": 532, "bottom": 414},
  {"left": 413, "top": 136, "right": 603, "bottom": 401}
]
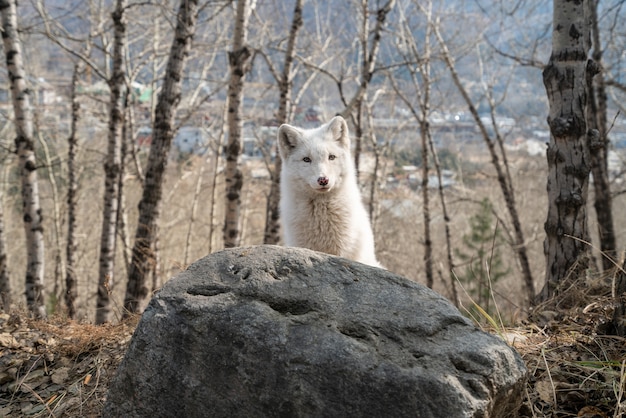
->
[
  {"left": 512, "top": 272, "right": 625, "bottom": 417},
  {"left": 0, "top": 312, "right": 137, "bottom": 417}
]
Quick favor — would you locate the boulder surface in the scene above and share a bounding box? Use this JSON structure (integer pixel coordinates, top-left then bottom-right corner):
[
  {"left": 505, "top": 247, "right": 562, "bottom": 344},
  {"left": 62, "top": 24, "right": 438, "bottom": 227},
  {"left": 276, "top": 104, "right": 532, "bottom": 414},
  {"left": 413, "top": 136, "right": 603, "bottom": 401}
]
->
[{"left": 103, "top": 245, "right": 526, "bottom": 417}]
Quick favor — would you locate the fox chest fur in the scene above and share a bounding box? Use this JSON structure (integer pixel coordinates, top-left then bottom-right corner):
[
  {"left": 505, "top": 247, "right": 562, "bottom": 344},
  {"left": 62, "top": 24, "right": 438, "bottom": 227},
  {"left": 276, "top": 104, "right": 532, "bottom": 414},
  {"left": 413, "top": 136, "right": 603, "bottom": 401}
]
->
[{"left": 285, "top": 191, "right": 355, "bottom": 257}]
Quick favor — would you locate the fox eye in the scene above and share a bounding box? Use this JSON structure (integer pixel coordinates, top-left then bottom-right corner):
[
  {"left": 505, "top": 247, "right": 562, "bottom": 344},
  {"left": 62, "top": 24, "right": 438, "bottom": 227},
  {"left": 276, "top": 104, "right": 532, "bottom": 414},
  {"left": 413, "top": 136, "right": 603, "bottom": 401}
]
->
[
  {"left": 329, "top": 154, "right": 336, "bottom": 161},
  {"left": 302, "top": 157, "right": 311, "bottom": 163}
]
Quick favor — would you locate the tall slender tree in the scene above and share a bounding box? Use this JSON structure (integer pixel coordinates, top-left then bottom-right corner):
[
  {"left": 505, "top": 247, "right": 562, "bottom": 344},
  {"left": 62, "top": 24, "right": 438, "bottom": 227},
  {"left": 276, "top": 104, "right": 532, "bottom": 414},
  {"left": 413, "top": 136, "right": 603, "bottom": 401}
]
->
[
  {"left": 541, "top": 0, "right": 593, "bottom": 301},
  {"left": 223, "top": 0, "right": 252, "bottom": 248},
  {"left": 0, "top": 185, "right": 9, "bottom": 311},
  {"left": 390, "top": 1, "right": 435, "bottom": 289},
  {"left": 65, "top": 60, "right": 83, "bottom": 318},
  {"left": 434, "top": 23, "right": 536, "bottom": 306},
  {"left": 124, "top": 0, "right": 200, "bottom": 316},
  {"left": 263, "top": 0, "right": 303, "bottom": 245},
  {"left": 587, "top": 0, "right": 616, "bottom": 271},
  {"left": 96, "top": 0, "right": 127, "bottom": 324},
  {"left": 341, "top": 0, "right": 395, "bottom": 176},
  {"left": 0, "top": 0, "right": 46, "bottom": 317}
]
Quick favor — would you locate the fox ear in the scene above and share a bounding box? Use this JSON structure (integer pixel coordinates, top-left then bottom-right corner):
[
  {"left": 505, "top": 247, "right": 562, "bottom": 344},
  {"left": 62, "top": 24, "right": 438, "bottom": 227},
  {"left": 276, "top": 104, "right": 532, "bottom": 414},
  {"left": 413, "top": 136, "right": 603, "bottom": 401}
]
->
[
  {"left": 327, "top": 116, "right": 350, "bottom": 149},
  {"left": 278, "top": 124, "right": 301, "bottom": 159}
]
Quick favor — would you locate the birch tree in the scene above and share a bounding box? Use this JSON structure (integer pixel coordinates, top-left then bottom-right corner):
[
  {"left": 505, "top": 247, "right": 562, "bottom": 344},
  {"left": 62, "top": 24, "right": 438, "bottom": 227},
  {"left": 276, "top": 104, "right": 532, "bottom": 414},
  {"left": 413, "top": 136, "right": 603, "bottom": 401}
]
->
[
  {"left": 223, "top": 0, "right": 252, "bottom": 248},
  {"left": 124, "top": 0, "right": 200, "bottom": 316},
  {"left": 587, "top": 0, "right": 616, "bottom": 271},
  {"left": 96, "top": 0, "right": 127, "bottom": 324},
  {"left": 262, "top": 0, "right": 303, "bottom": 245},
  {"left": 0, "top": 190, "right": 9, "bottom": 311},
  {"left": 65, "top": 60, "right": 83, "bottom": 319},
  {"left": 540, "top": 0, "right": 593, "bottom": 301},
  {"left": 0, "top": 142, "right": 9, "bottom": 311},
  {"left": 0, "top": 0, "right": 46, "bottom": 318}
]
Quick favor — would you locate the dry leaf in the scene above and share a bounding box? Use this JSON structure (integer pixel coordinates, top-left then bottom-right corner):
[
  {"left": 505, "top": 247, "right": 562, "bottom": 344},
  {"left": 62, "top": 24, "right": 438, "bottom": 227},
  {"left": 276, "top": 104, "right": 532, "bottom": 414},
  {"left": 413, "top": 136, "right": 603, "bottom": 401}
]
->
[
  {"left": 0, "top": 332, "right": 18, "bottom": 348},
  {"left": 577, "top": 406, "right": 607, "bottom": 417},
  {"left": 535, "top": 379, "right": 555, "bottom": 404}
]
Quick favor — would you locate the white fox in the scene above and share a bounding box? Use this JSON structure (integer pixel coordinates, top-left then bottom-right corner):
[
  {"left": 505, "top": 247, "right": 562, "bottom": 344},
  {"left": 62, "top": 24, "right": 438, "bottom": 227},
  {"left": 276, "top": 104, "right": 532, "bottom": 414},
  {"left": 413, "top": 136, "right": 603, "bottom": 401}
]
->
[{"left": 277, "top": 115, "right": 380, "bottom": 267}]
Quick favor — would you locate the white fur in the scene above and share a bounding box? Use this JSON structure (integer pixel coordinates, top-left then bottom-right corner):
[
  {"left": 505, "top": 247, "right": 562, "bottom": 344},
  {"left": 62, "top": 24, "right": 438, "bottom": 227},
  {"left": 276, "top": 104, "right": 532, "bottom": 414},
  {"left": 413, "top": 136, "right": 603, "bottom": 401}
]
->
[{"left": 278, "top": 116, "right": 380, "bottom": 267}]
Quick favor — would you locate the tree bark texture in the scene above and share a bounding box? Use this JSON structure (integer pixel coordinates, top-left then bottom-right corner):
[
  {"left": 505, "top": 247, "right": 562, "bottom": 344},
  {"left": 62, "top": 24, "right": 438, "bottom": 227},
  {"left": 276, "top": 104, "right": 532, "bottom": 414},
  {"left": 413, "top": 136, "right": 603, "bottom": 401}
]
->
[
  {"left": 123, "top": 0, "right": 199, "bottom": 317},
  {"left": 0, "top": 192, "right": 10, "bottom": 311},
  {"left": 96, "top": 0, "right": 127, "bottom": 324},
  {"left": 65, "top": 61, "right": 82, "bottom": 319},
  {"left": 587, "top": 0, "right": 616, "bottom": 271},
  {"left": 264, "top": 0, "right": 302, "bottom": 245},
  {"left": 541, "top": 0, "right": 592, "bottom": 301},
  {"left": 0, "top": 0, "right": 46, "bottom": 318},
  {"left": 223, "top": 0, "right": 252, "bottom": 248},
  {"left": 419, "top": 17, "right": 434, "bottom": 290},
  {"left": 613, "top": 265, "right": 626, "bottom": 336}
]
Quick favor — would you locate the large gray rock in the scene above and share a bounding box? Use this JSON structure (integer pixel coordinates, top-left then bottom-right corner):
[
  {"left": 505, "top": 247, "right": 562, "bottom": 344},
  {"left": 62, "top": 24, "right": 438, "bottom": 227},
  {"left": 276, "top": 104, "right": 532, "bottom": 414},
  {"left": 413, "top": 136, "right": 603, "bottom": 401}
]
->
[{"left": 103, "top": 245, "right": 526, "bottom": 418}]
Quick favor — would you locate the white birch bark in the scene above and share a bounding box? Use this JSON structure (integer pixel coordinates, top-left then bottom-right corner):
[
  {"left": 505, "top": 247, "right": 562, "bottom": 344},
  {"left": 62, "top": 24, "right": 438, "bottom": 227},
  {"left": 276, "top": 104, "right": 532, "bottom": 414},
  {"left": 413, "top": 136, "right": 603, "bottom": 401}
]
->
[
  {"left": 65, "top": 60, "right": 82, "bottom": 319},
  {"left": 0, "top": 0, "right": 46, "bottom": 317},
  {"left": 264, "top": 0, "right": 303, "bottom": 245},
  {"left": 96, "top": 0, "right": 127, "bottom": 324},
  {"left": 223, "top": 0, "right": 252, "bottom": 248}
]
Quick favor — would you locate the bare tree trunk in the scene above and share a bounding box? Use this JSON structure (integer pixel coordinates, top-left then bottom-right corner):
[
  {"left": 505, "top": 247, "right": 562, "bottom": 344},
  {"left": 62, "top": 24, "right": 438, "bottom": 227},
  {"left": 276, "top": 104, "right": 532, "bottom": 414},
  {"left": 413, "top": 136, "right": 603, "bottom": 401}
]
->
[
  {"left": 342, "top": 0, "right": 395, "bottom": 178},
  {"left": 65, "top": 61, "right": 82, "bottom": 318},
  {"left": 434, "top": 24, "right": 536, "bottom": 306},
  {"left": 124, "top": 0, "right": 199, "bottom": 317},
  {"left": 418, "top": 22, "right": 434, "bottom": 290},
  {"left": 587, "top": 0, "right": 616, "bottom": 271},
  {"left": 613, "top": 263, "right": 626, "bottom": 336},
  {"left": 35, "top": 127, "right": 64, "bottom": 311},
  {"left": 0, "top": 129, "right": 11, "bottom": 312},
  {"left": 264, "top": 0, "right": 303, "bottom": 245},
  {"left": 208, "top": 149, "right": 220, "bottom": 254},
  {"left": 184, "top": 159, "right": 206, "bottom": 265},
  {"left": 0, "top": 187, "right": 9, "bottom": 311},
  {"left": 208, "top": 105, "right": 228, "bottom": 254},
  {"left": 364, "top": 96, "right": 385, "bottom": 224},
  {"left": 540, "top": 0, "right": 593, "bottom": 301},
  {"left": 116, "top": 93, "right": 131, "bottom": 278},
  {"left": 0, "top": 0, "right": 46, "bottom": 318},
  {"left": 420, "top": 123, "right": 434, "bottom": 289},
  {"left": 429, "top": 133, "right": 459, "bottom": 307},
  {"left": 392, "top": 1, "right": 458, "bottom": 303},
  {"left": 96, "top": 0, "right": 127, "bottom": 324},
  {"left": 339, "top": 0, "right": 395, "bottom": 118},
  {"left": 223, "top": 0, "right": 252, "bottom": 248},
  {"left": 353, "top": 105, "right": 364, "bottom": 179}
]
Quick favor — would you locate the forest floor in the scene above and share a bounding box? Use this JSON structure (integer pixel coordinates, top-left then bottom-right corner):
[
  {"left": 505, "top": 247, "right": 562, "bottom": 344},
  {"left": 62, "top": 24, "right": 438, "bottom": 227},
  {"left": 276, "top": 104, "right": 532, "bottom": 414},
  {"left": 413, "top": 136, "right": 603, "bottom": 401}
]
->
[{"left": 0, "top": 278, "right": 624, "bottom": 417}]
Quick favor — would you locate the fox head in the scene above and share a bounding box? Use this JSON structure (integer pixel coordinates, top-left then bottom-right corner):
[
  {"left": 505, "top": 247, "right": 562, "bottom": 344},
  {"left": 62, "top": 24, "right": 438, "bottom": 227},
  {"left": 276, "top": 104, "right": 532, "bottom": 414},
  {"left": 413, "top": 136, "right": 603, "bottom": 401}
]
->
[{"left": 278, "top": 116, "right": 352, "bottom": 193}]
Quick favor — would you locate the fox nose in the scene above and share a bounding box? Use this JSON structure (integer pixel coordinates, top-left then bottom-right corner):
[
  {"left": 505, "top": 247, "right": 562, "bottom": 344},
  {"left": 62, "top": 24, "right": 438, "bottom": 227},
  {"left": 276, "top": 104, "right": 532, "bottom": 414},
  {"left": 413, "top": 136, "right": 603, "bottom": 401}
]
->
[{"left": 317, "top": 176, "right": 329, "bottom": 186}]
